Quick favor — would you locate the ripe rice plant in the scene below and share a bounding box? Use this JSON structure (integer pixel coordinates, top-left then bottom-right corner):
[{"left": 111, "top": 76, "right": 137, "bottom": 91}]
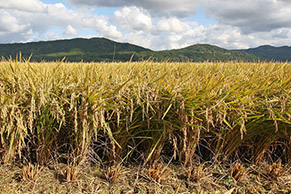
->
[{"left": 0, "top": 60, "right": 290, "bottom": 166}]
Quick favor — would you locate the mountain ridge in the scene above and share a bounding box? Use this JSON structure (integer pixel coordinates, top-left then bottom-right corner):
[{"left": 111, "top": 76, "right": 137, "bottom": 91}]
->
[
  {"left": 238, "top": 45, "right": 291, "bottom": 61},
  {"left": 0, "top": 37, "right": 275, "bottom": 62}
]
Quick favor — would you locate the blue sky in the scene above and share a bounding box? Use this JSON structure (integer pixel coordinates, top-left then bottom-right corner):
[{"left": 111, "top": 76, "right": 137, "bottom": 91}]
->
[{"left": 1, "top": 0, "right": 291, "bottom": 50}]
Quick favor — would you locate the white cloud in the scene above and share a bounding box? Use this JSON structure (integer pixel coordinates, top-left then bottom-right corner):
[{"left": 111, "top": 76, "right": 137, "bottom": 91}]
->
[
  {"left": 66, "top": 0, "right": 291, "bottom": 34},
  {"left": 0, "top": 0, "right": 45, "bottom": 12},
  {"left": 113, "top": 6, "right": 152, "bottom": 31},
  {"left": 156, "top": 17, "right": 196, "bottom": 33},
  {"left": 0, "top": 11, "right": 27, "bottom": 33},
  {"left": 45, "top": 31, "right": 62, "bottom": 41},
  {"left": 118, "top": 20, "right": 291, "bottom": 50},
  {"left": 0, "top": 1, "right": 123, "bottom": 43},
  {"left": 1, "top": 0, "right": 291, "bottom": 51},
  {"left": 67, "top": 0, "right": 199, "bottom": 17},
  {"left": 25, "top": 29, "right": 34, "bottom": 36},
  {"left": 95, "top": 19, "right": 122, "bottom": 39},
  {"left": 203, "top": 0, "right": 291, "bottom": 33},
  {"left": 63, "top": 25, "right": 77, "bottom": 36}
]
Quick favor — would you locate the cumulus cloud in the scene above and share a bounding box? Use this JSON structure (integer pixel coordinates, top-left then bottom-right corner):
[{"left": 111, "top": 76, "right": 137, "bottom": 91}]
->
[
  {"left": 0, "top": 11, "right": 28, "bottom": 33},
  {"left": 156, "top": 17, "right": 197, "bottom": 33},
  {"left": 66, "top": 0, "right": 199, "bottom": 17},
  {"left": 118, "top": 19, "right": 291, "bottom": 50},
  {"left": 67, "top": 0, "right": 291, "bottom": 33},
  {"left": 63, "top": 25, "right": 77, "bottom": 36},
  {"left": 0, "top": 0, "right": 45, "bottom": 12},
  {"left": 0, "top": 0, "right": 123, "bottom": 43},
  {"left": 1, "top": 0, "right": 291, "bottom": 51},
  {"left": 202, "top": 0, "right": 291, "bottom": 33},
  {"left": 113, "top": 6, "right": 152, "bottom": 31},
  {"left": 95, "top": 19, "right": 122, "bottom": 39}
]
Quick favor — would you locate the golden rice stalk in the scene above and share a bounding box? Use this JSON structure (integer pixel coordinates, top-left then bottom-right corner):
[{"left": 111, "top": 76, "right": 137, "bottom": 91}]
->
[
  {"left": 147, "top": 163, "right": 170, "bottom": 184},
  {"left": 230, "top": 163, "right": 245, "bottom": 182},
  {"left": 64, "top": 164, "right": 77, "bottom": 182},
  {"left": 28, "top": 96, "right": 35, "bottom": 133},
  {"left": 22, "top": 163, "right": 41, "bottom": 181},
  {"left": 268, "top": 162, "right": 283, "bottom": 180},
  {"left": 187, "top": 164, "right": 205, "bottom": 182},
  {"left": 104, "top": 165, "right": 122, "bottom": 184}
]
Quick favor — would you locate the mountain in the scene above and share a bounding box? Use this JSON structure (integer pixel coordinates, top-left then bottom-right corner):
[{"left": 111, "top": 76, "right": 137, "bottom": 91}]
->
[
  {"left": 153, "top": 44, "right": 258, "bottom": 62},
  {"left": 0, "top": 37, "right": 259, "bottom": 62},
  {"left": 238, "top": 45, "right": 291, "bottom": 61},
  {"left": 0, "top": 38, "right": 152, "bottom": 62}
]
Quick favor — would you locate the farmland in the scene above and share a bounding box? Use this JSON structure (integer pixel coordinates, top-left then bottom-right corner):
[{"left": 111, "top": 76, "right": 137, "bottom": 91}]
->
[{"left": 0, "top": 60, "right": 291, "bottom": 193}]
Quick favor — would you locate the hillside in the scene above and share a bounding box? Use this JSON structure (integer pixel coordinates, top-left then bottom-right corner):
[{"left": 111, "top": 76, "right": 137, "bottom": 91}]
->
[
  {"left": 239, "top": 45, "right": 291, "bottom": 61},
  {"left": 0, "top": 37, "right": 259, "bottom": 62},
  {"left": 0, "top": 38, "right": 152, "bottom": 62},
  {"left": 153, "top": 44, "right": 258, "bottom": 62}
]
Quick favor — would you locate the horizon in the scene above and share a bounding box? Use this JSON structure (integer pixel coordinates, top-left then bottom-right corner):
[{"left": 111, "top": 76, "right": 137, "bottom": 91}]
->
[
  {"left": 1, "top": 0, "right": 291, "bottom": 50},
  {"left": 1, "top": 36, "right": 290, "bottom": 52}
]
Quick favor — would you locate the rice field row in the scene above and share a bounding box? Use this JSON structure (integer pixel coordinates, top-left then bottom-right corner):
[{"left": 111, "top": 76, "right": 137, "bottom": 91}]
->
[{"left": 0, "top": 61, "right": 290, "bottom": 166}]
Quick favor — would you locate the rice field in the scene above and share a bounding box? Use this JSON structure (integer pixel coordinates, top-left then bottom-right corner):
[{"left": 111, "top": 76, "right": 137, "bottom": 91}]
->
[
  {"left": 1, "top": 60, "right": 291, "bottom": 192},
  {"left": 0, "top": 60, "right": 291, "bottom": 166}
]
